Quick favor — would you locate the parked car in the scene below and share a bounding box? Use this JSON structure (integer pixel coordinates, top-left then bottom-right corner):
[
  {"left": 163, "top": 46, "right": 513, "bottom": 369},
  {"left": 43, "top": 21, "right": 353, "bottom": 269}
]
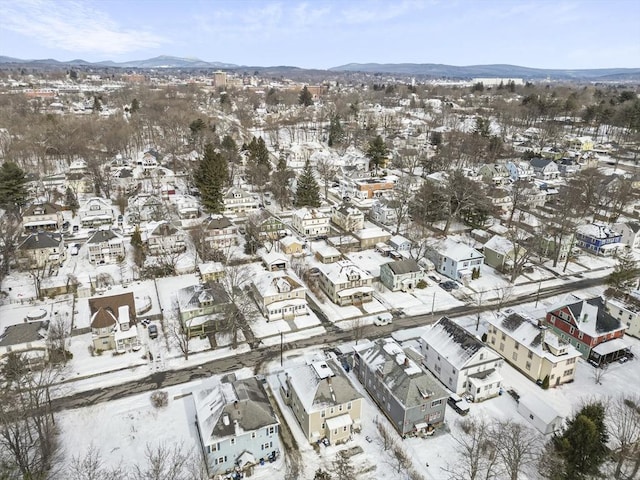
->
[
  {"left": 448, "top": 393, "right": 470, "bottom": 416},
  {"left": 148, "top": 324, "right": 158, "bottom": 339},
  {"left": 373, "top": 313, "right": 393, "bottom": 326},
  {"left": 69, "top": 243, "right": 80, "bottom": 256},
  {"left": 439, "top": 281, "right": 459, "bottom": 292},
  {"left": 72, "top": 225, "right": 79, "bottom": 233},
  {"left": 428, "top": 274, "right": 441, "bottom": 283}
]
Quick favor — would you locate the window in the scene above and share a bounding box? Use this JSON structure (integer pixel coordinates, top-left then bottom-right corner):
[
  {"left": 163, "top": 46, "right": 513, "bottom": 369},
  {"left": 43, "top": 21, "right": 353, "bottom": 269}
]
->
[
  {"left": 321, "top": 410, "right": 325, "bottom": 418},
  {"left": 527, "top": 351, "right": 533, "bottom": 359},
  {"left": 525, "top": 362, "right": 531, "bottom": 371},
  {"left": 215, "top": 456, "right": 227, "bottom": 465},
  {"left": 499, "top": 343, "right": 505, "bottom": 352},
  {"left": 563, "top": 369, "right": 574, "bottom": 376},
  {"left": 347, "top": 402, "right": 352, "bottom": 410},
  {"left": 431, "top": 399, "right": 442, "bottom": 408},
  {"left": 501, "top": 333, "right": 506, "bottom": 341},
  {"left": 268, "top": 426, "right": 275, "bottom": 435},
  {"left": 514, "top": 343, "right": 519, "bottom": 350},
  {"left": 512, "top": 352, "right": 518, "bottom": 361},
  {"left": 570, "top": 326, "right": 575, "bottom": 335},
  {"left": 230, "top": 438, "right": 236, "bottom": 445},
  {"left": 251, "top": 432, "right": 256, "bottom": 439}
]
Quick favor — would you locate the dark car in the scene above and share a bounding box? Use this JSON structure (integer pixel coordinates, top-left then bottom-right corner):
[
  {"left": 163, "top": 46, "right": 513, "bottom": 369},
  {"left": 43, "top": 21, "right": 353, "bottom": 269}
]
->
[
  {"left": 148, "top": 324, "right": 158, "bottom": 339},
  {"left": 440, "top": 281, "right": 459, "bottom": 292}
]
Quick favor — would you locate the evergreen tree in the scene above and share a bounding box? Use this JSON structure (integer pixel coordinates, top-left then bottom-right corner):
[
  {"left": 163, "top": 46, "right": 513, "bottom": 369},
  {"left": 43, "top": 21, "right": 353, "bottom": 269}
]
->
[
  {"left": 552, "top": 402, "right": 609, "bottom": 480},
  {"left": 270, "top": 155, "right": 294, "bottom": 208},
  {"left": 328, "top": 115, "right": 345, "bottom": 147},
  {"left": 245, "top": 137, "right": 271, "bottom": 187},
  {"left": 295, "top": 160, "right": 320, "bottom": 208},
  {"left": 194, "top": 143, "right": 228, "bottom": 213},
  {"left": 366, "top": 135, "right": 388, "bottom": 175},
  {"left": 130, "top": 98, "right": 140, "bottom": 114},
  {"left": 130, "top": 226, "right": 145, "bottom": 268},
  {"left": 65, "top": 187, "right": 79, "bottom": 216},
  {"left": 0, "top": 162, "right": 28, "bottom": 213},
  {"left": 607, "top": 247, "right": 640, "bottom": 293},
  {"left": 298, "top": 86, "right": 314, "bottom": 107},
  {"left": 92, "top": 96, "right": 102, "bottom": 112}
]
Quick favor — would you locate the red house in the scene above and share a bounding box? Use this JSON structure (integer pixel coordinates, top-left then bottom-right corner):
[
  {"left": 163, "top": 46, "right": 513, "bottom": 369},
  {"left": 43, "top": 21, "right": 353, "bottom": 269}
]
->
[{"left": 545, "top": 296, "right": 628, "bottom": 365}]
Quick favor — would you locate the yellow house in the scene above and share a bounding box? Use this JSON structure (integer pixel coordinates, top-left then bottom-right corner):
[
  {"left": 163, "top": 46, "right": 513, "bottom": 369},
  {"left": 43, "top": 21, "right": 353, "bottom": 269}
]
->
[
  {"left": 280, "top": 359, "right": 364, "bottom": 445},
  {"left": 279, "top": 236, "right": 304, "bottom": 255},
  {"left": 487, "top": 313, "right": 581, "bottom": 387}
]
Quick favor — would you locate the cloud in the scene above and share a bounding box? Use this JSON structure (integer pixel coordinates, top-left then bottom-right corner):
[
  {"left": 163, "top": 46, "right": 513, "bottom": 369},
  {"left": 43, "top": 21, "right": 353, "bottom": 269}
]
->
[{"left": 1, "top": 0, "right": 166, "bottom": 56}]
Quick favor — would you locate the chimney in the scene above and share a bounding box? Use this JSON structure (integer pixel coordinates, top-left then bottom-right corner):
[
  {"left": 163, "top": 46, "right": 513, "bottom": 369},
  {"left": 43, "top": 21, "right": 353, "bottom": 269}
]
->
[
  {"left": 404, "top": 357, "right": 409, "bottom": 367},
  {"left": 234, "top": 400, "right": 239, "bottom": 410},
  {"left": 222, "top": 413, "right": 230, "bottom": 426}
]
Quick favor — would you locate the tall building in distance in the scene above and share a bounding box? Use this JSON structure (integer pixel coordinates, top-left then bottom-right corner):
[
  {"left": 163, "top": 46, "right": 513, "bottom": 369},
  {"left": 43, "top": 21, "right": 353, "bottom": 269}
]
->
[{"left": 214, "top": 70, "right": 227, "bottom": 88}]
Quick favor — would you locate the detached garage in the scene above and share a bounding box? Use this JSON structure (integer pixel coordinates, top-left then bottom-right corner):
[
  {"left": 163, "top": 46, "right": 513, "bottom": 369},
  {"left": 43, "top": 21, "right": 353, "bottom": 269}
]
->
[{"left": 517, "top": 394, "right": 563, "bottom": 435}]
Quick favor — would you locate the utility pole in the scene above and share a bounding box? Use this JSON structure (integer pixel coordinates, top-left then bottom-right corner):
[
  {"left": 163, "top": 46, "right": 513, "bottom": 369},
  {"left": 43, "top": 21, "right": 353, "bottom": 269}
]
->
[
  {"left": 535, "top": 279, "right": 542, "bottom": 308},
  {"left": 280, "top": 331, "right": 283, "bottom": 367}
]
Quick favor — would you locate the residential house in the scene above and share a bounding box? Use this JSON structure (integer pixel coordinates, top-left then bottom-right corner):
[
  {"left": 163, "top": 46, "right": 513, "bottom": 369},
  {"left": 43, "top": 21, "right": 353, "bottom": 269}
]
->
[
  {"left": 557, "top": 158, "right": 580, "bottom": 176},
  {"left": 545, "top": 296, "right": 629, "bottom": 363},
  {"left": 331, "top": 205, "right": 365, "bottom": 231},
  {"left": 261, "top": 251, "right": 289, "bottom": 271},
  {"left": 487, "top": 188, "right": 513, "bottom": 214},
  {"left": 194, "top": 376, "right": 281, "bottom": 476},
  {"left": 223, "top": 187, "right": 259, "bottom": 217},
  {"left": 201, "top": 216, "right": 238, "bottom": 251},
  {"left": 353, "top": 227, "right": 392, "bottom": 250},
  {"left": 487, "top": 313, "right": 581, "bottom": 387},
  {"left": 251, "top": 270, "right": 307, "bottom": 321},
  {"left": 370, "top": 199, "right": 398, "bottom": 226},
  {"left": 389, "top": 235, "right": 411, "bottom": 252},
  {"left": 505, "top": 160, "right": 535, "bottom": 182},
  {"left": 88, "top": 292, "right": 140, "bottom": 353},
  {"left": 604, "top": 294, "right": 640, "bottom": 340},
  {"left": 565, "top": 135, "right": 594, "bottom": 152},
  {"left": 177, "top": 283, "right": 230, "bottom": 337},
  {"left": 16, "top": 232, "right": 65, "bottom": 269},
  {"left": 353, "top": 339, "right": 447, "bottom": 436},
  {"left": 146, "top": 221, "right": 186, "bottom": 255},
  {"left": 137, "top": 149, "right": 161, "bottom": 170},
  {"left": 540, "top": 235, "right": 573, "bottom": 263},
  {"left": 317, "top": 260, "right": 374, "bottom": 306},
  {"left": 314, "top": 244, "right": 342, "bottom": 264},
  {"left": 279, "top": 236, "right": 303, "bottom": 255},
  {"left": 529, "top": 158, "right": 560, "bottom": 180},
  {"left": 427, "top": 238, "right": 484, "bottom": 284},
  {"left": 22, "top": 202, "right": 63, "bottom": 232},
  {"left": 291, "top": 208, "right": 330, "bottom": 238},
  {"left": 79, "top": 197, "right": 115, "bottom": 227},
  {"left": 87, "top": 229, "right": 125, "bottom": 264},
  {"left": 483, "top": 235, "right": 525, "bottom": 272},
  {"left": 517, "top": 394, "right": 563, "bottom": 435},
  {"left": 350, "top": 177, "right": 395, "bottom": 200},
  {"left": 0, "top": 321, "right": 49, "bottom": 367},
  {"left": 127, "top": 194, "right": 165, "bottom": 223},
  {"left": 575, "top": 223, "right": 623, "bottom": 256},
  {"left": 421, "top": 317, "right": 503, "bottom": 402},
  {"left": 197, "top": 262, "right": 225, "bottom": 283},
  {"left": 615, "top": 221, "right": 640, "bottom": 250},
  {"left": 380, "top": 259, "right": 425, "bottom": 292},
  {"left": 112, "top": 167, "right": 138, "bottom": 194},
  {"left": 279, "top": 358, "right": 364, "bottom": 445},
  {"left": 479, "top": 163, "right": 510, "bottom": 186}
]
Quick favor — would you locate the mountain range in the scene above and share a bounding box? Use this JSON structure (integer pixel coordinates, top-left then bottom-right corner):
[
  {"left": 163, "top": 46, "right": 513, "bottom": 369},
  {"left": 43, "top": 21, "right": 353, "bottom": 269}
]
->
[{"left": 1, "top": 55, "right": 639, "bottom": 80}]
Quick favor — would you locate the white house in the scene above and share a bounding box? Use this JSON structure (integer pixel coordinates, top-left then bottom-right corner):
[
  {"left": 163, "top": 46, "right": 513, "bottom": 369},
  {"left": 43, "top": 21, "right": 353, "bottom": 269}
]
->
[
  {"left": 87, "top": 229, "right": 125, "bottom": 264},
  {"left": 389, "top": 235, "right": 411, "bottom": 252},
  {"left": 317, "top": 260, "right": 374, "bottom": 306},
  {"left": 428, "top": 238, "right": 484, "bottom": 284},
  {"left": 505, "top": 161, "right": 535, "bottom": 182},
  {"left": 223, "top": 187, "right": 259, "bottom": 217},
  {"left": 615, "top": 221, "right": 640, "bottom": 250},
  {"left": 370, "top": 199, "right": 398, "bottom": 226},
  {"left": 291, "top": 208, "right": 330, "bottom": 238},
  {"left": 421, "top": 317, "right": 503, "bottom": 402},
  {"left": 529, "top": 158, "right": 560, "bottom": 180},
  {"left": 79, "top": 197, "right": 115, "bottom": 227},
  {"left": 331, "top": 204, "right": 365, "bottom": 231},
  {"left": 605, "top": 295, "right": 640, "bottom": 340},
  {"left": 146, "top": 221, "right": 186, "bottom": 255},
  {"left": 251, "top": 270, "right": 307, "bottom": 321}
]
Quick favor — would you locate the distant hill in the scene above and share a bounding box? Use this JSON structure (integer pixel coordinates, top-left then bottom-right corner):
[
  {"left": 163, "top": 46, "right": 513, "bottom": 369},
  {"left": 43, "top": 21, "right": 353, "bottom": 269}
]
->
[
  {"left": 0, "top": 55, "right": 238, "bottom": 69},
  {"left": 329, "top": 63, "right": 640, "bottom": 80}
]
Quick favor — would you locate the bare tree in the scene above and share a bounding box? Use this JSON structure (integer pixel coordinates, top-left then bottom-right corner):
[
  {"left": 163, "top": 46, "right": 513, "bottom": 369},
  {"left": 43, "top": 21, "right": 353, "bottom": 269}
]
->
[
  {"left": 607, "top": 394, "right": 640, "bottom": 480},
  {"left": 387, "top": 443, "right": 413, "bottom": 474},
  {"left": 594, "top": 362, "right": 609, "bottom": 385},
  {"left": 219, "top": 265, "right": 259, "bottom": 349},
  {"left": 314, "top": 155, "right": 338, "bottom": 201},
  {"left": 350, "top": 317, "right": 366, "bottom": 345},
  {"left": 388, "top": 174, "right": 415, "bottom": 235},
  {"left": 131, "top": 442, "right": 207, "bottom": 480},
  {"left": 375, "top": 417, "right": 395, "bottom": 451},
  {"left": 331, "top": 450, "right": 355, "bottom": 478},
  {"left": 47, "top": 312, "right": 71, "bottom": 363},
  {"left": 67, "top": 444, "right": 126, "bottom": 480},
  {"left": 444, "top": 418, "right": 499, "bottom": 480},
  {"left": 0, "top": 211, "right": 21, "bottom": 284},
  {"left": 491, "top": 420, "right": 541, "bottom": 480},
  {"left": 167, "top": 300, "right": 191, "bottom": 360}
]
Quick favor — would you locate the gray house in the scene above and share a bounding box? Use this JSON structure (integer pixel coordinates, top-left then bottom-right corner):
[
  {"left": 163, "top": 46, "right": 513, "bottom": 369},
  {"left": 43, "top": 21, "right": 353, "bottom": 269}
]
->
[
  {"left": 379, "top": 259, "right": 425, "bottom": 292},
  {"left": 353, "top": 338, "right": 447, "bottom": 437},
  {"left": 194, "top": 376, "right": 281, "bottom": 477}
]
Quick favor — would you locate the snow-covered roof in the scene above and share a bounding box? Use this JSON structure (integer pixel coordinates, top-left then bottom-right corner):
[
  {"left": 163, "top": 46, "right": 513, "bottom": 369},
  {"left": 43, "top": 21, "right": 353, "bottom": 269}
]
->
[
  {"left": 436, "top": 238, "right": 484, "bottom": 262},
  {"left": 484, "top": 235, "right": 514, "bottom": 255},
  {"left": 318, "top": 260, "right": 373, "bottom": 285},
  {"left": 252, "top": 270, "right": 305, "bottom": 298}
]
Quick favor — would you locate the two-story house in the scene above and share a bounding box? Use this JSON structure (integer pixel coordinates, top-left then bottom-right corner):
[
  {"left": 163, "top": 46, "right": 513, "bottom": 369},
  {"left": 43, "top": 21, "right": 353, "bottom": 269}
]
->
[
  {"left": 479, "top": 163, "right": 510, "bottom": 186},
  {"left": 177, "top": 283, "right": 230, "bottom": 337},
  {"left": 79, "top": 197, "right": 114, "bottom": 227},
  {"left": 279, "top": 358, "right": 363, "bottom": 445},
  {"left": 575, "top": 223, "right": 623, "bottom": 256},
  {"left": 379, "top": 259, "right": 425, "bottom": 293},
  {"left": 291, "top": 208, "right": 330, "bottom": 238},
  {"left": 487, "top": 313, "right": 581, "bottom": 387},
  {"left": 223, "top": 187, "right": 259, "bottom": 217},
  {"left": 201, "top": 215, "right": 239, "bottom": 251},
  {"left": 427, "top": 238, "right": 484, "bottom": 284},
  {"left": 529, "top": 158, "right": 560, "bottom": 180},
  {"left": 317, "top": 260, "right": 374, "bottom": 306},
  {"left": 194, "top": 376, "right": 280, "bottom": 477},
  {"left": 16, "top": 232, "right": 65, "bottom": 269},
  {"left": 146, "top": 221, "right": 186, "bottom": 255},
  {"left": 87, "top": 229, "right": 125, "bottom": 264},
  {"left": 421, "top": 317, "right": 503, "bottom": 402},
  {"left": 353, "top": 339, "right": 447, "bottom": 436},
  {"left": 0, "top": 321, "right": 49, "bottom": 368},
  {"left": 331, "top": 205, "right": 365, "bottom": 231},
  {"left": 505, "top": 160, "right": 535, "bottom": 182},
  {"left": 604, "top": 294, "right": 640, "bottom": 339},
  {"left": 351, "top": 177, "right": 395, "bottom": 200},
  {"left": 545, "top": 295, "right": 629, "bottom": 364},
  {"left": 251, "top": 270, "right": 307, "bottom": 321},
  {"left": 483, "top": 235, "right": 525, "bottom": 273},
  {"left": 22, "top": 202, "right": 63, "bottom": 232},
  {"left": 88, "top": 292, "right": 140, "bottom": 353},
  {"left": 614, "top": 221, "right": 640, "bottom": 250},
  {"left": 370, "top": 199, "right": 398, "bottom": 226}
]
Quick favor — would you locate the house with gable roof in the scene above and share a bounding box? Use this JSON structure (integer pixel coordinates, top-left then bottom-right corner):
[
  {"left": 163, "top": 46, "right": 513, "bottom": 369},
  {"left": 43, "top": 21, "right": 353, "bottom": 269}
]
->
[
  {"left": 421, "top": 317, "right": 503, "bottom": 402},
  {"left": 146, "top": 221, "right": 186, "bottom": 255},
  {"left": 487, "top": 313, "right": 581, "bottom": 387},
  {"left": 317, "top": 260, "right": 374, "bottom": 306},
  {"left": 201, "top": 215, "right": 238, "bottom": 251},
  {"left": 614, "top": 221, "right": 640, "bottom": 250},
  {"left": 223, "top": 187, "right": 259, "bottom": 217},
  {"left": 177, "top": 283, "right": 230, "bottom": 338},
  {"left": 16, "top": 231, "right": 65, "bottom": 269},
  {"left": 87, "top": 229, "right": 124, "bottom": 264},
  {"left": 427, "top": 238, "right": 484, "bottom": 284},
  {"left": 575, "top": 223, "right": 623, "bottom": 256},
  {"left": 194, "top": 376, "right": 281, "bottom": 476},
  {"left": 331, "top": 204, "right": 365, "bottom": 231},
  {"left": 483, "top": 234, "right": 526, "bottom": 272},
  {"left": 379, "top": 259, "right": 425, "bottom": 292},
  {"left": 529, "top": 158, "right": 560, "bottom": 180},
  {"left": 291, "top": 207, "right": 330, "bottom": 238},
  {"left": 79, "top": 197, "right": 114, "bottom": 227},
  {"left": 279, "top": 358, "right": 363, "bottom": 445},
  {"left": 353, "top": 339, "right": 447, "bottom": 436},
  {"left": 251, "top": 270, "right": 307, "bottom": 321},
  {"left": 88, "top": 292, "right": 140, "bottom": 353},
  {"left": 0, "top": 321, "right": 50, "bottom": 367},
  {"left": 545, "top": 296, "right": 629, "bottom": 364},
  {"left": 22, "top": 202, "right": 63, "bottom": 232}
]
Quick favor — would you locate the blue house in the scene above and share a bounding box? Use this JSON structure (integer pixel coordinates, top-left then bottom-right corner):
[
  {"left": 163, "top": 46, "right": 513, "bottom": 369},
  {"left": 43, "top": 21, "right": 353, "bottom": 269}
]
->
[
  {"left": 194, "top": 376, "right": 281, "bottom": 477},
  {"left": 575, "top": 223, "right": 623, "bottom": 256}
]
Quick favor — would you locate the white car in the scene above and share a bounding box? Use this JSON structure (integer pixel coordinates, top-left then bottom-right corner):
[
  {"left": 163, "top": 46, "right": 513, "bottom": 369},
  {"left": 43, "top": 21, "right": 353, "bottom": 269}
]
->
[{"left": 373, "top": 313, "right": 393, "bottom": 326}]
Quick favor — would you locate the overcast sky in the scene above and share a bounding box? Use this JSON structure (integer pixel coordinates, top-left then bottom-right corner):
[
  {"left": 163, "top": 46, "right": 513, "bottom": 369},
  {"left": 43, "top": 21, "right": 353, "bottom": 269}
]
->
[{"left": 1, "top": 0, "right": 639, "bottom": 69}]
